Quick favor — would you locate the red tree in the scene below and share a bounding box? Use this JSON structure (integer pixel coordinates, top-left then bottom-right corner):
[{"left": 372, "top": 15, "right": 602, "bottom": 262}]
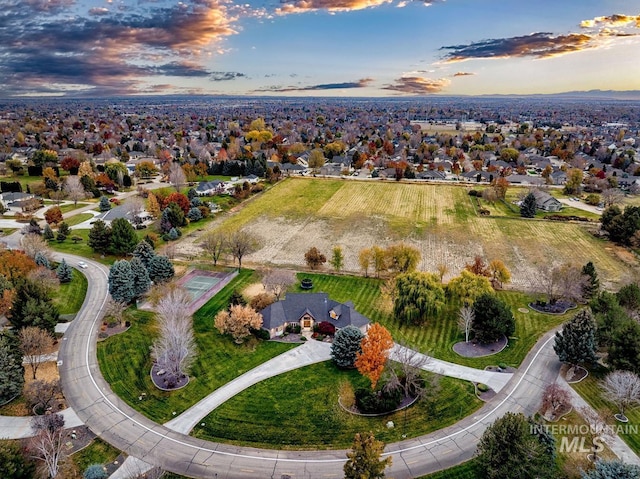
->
[
  {"left": 165, "top": 192, "right": 190, "bottom": 214},
  {"left": 60, "top": 157, "right": 80, "bottom": 172}
]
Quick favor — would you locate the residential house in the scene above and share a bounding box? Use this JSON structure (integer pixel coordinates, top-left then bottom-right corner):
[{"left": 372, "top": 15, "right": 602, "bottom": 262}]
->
[
  {"left": 531, "top": 190, "right": 563, "bottom": 212},
  {"left": 260, "top": 293, "right": 370, "bottom": 338},
  {"left": 195, "top": 180, "right": 225, "bottom": 196}
]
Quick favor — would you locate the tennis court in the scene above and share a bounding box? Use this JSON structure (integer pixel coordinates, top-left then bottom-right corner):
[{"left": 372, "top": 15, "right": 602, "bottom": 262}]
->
[
  {"left": 183, "top": 275, "right": 221, "bottom": 301},
  {"left": 176, "top": 269, "right": 238, "bottom": 314}
]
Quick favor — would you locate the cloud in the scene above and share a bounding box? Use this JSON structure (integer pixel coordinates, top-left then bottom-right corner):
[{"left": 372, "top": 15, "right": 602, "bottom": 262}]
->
[
  {"left": 382, "top": 76, "right": 449, "bottom": 94},
  {"left": 255, "top": 78, "right": 373, "bottom": 92},
  {"left": 453, "top": 72, "right": 474, "bottom": 76},
  {"left": 441, "top": 13, "right": 640, "bottom": 62},
  {"left": 275, "top": 0, "right": 440, "bottom": 15},
  {"left": 0, "top": 0, "right": 243, "bottom": 96}
]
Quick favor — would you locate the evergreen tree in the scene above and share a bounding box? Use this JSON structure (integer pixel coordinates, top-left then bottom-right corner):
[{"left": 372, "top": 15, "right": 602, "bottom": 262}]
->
[
  {"left": 608, "top": 320, "right": 640, "bottom": 374},
  {"left": 187, "top": 207, "right": 202, "bottom": 222},
  {"left": 56, "top": 259, "right": 72, "bottom": 283},
  {"left": 42, "top": 224, "right": 54, "bottom": 240},
  {"left": 0, "top": 333, "right": 25, "bottom": 403},
  {"left": 147, "top": 255, "right": 174, "bottom": 283},
  {"left": 581, "top": 459, "right": 640, "bottom": 478},
  {"left": 109, "top": 218, "right": 137, "bottom": 255},
  {"left": 187, "top": 188, "right": 198, "bottom": 200},
  {"left": 83, "top": 464, "right": 108, "bottom": 479},
  {"left": 130, "top": 257, "right": 151, "bottom": 299},
  {"left": 34, "top": 252, "right": 50, "bottom": 269},
  {"left": 0, "top": 439, "right": 35, "bottom": 479},
  {"left": 132, "top": 240, "right": 156, "bottom": 270},
  {"left": 343, "top": 432, "right": 392, "bottom": 479},
  {"left": 520, "top": 192, "right": 537, "bottom": 218},
  {"left": 331, "top": 325, "right": 365, "bottom": 368},
  {"left": 616, "top": 283, "right": 640, "bottom": 312},
  {"left": 581, "top": 261, "right": 600, "bottom": 299},
  {"left": 554, "top": 309, "right": 598, "bottom": 367},
  {"left": 24, "top": 218, "right": 42, "bottom": 235},
  {"left": 477, "top": 412, "right": 556, "bottom": 479},
  {"left": 88, "top": 219, "right": 111, "bottom": 255},
  {"left": 58, "top": 222, "right": 71, "bottom": 237},
  {"left": 99, "top": 196, "right": 111, "bottom": 211},
  {"left": 108, "top": 260, "right": 135, "bottom": 304},
  {"left": 168, "top": 227, "right": 179, "bottom": 240},
  {"left": 472, "top": 293, "right": 515, "bottom": 343},
  {"left": 9, "top": 280, "right": 59, "bottom": 333}
]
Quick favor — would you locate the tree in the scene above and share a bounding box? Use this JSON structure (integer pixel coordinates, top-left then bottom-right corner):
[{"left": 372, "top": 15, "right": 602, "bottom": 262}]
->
[
  {"left": 165, "top": 192, "right": 190, "bottom": 215},
  {"left": 84, "top": 464, "right": 108, "bottom": 479},
  {"left": 520, "top": 192, "right": 537, "bottom": 218},
  {"left": 148, "top": 255, "right": 174, "bottom": 283},
  {"left": 330, "top": 246, "right": 344, "bottom": 272},
  {"left": 262, "top": 269, "right": 295, "bottom": 301},
  {"left": 33, "top": 252, "right": 50, "bottom": 270},
  {"left": 214, "top": 304, "right": 263, "bottom": 344},
  {"left": 147, "top": 192, "right": 161, "bottom": 218},
  {"left": 10, "top": 280, "right": 59, "bottom": 334},
  {"left": 371, "top": 246, "right": 387, "bottom": 278},
  {"left": 29, "top": 413, "right": 66, "bottom": 479},
  {"left": 488, "top": 259, "right": 511, "bottom": 289},
  {"left": 436, "top": 263, "right": 448, "bottom": 282},
  {"left": 582, "top": 261, "right": 600, "bottom": 299},
  {"left": 616, "top": 283, "right": 640, "bottom": 314},
  {"left": 63, "top": 175, "right": 87, "bottom": 205},
  {"left": 130, "top": 257, "right": 151, "bottom": 299},
  {"left": 109, "top": 218, "right": 137, "bottom": 255},
  {"left": 540, "top": 382, "right": 571, "bottom": 419},
  {"left": 22, "top": 218, "right": 42, "bottom": 235},
  {"left": 43, "top": 224, "right": 54, "bottom": 240},
  {"left": 22, "top": 233, "right": 51, "bottom": 261},
  {"left": 601, "top": 370, "right": 640, "bottom": 421},
  {"left": 465, "top": 256, "right": 490, "bottom": 277},
  {"left": 581, "top": 459, "right": 640, "bottom": 479},
  {"left": 108, "top": 260, "right": 135, "bottom": 304},
  {"left": 98, "top": 196, "right": 111, "bottom": 211},
  {"left": 132, "top": 240, "right": 156, "bottom": 270},
  {"left": 0, "top": 439, "right": 35, "bottom": 479},
  {"left": 359, "top": 248, "right": 372, "bottom": 277},
  {"left": 227, "top": 230, "right": 259, "bottom": 269},
  {"left": 60, "top": 156, "right": 80, "bottom": 173},
  {"left": 44, "top": 206, "right": 63, "bottom": 225},
  {"left": 609, "top": 320, "right": 640, "bottom": 374},
  {"left": 447, "top": 270, "right": 494, "bottom": 306},
  {"left": 553, "top": 309, "right": 598, "bottom": 367},
  {"left": 0, "top": 333, "right": 24, "bottom": 403},
  {"left": 601, "top": 188, "right": 625, "bottom": 208},
  {"left": 473, "top": 293, "right": 515, "bottom": 343},
  {"left": 55, "top": 258, "right": 72, "bottom": 283},
  {"left": 386, "top": 344, "right": 430, "bottom": 399},
  {"left": 308, "top": 149, "right": 325, "bottom": 173},
  {"left": 393, "top": 272, "right": 445, "bottom": 325},
  {"left": 355, "top": 323, "right": 394, "bottom": 390},
  {"left": 331, "top": 325, "right": 365, "bottom": 369},
  {"left": 0, "top": 275, "right": 15, "bottom": 318},
  {"left": 386, "top": 243, "right": 421, "bottom": 274},
  {"left": 477, "top": 412, "right": 556, "bottom": 479},
  {"left": 151, "top": 288, "right": 196, "bottom": 384},
  {"left": 135, "top": 160, "right": 158, "bottom": 178},
  {"left": 457, "top": 305, "right": 475, "bottom": 343},
  {"left": 88, "top": 219, "right": 111, "bottom": 255},
  {"left": 343, "top": 432, "right": 391, "bottom": 479},
  {"left": 19, "top": 326, "right": 54, "bottom": 380},
  {"left": 200, "top": 231, "right": 226, "bottom": 266},
  {"left": 563, "top": 168, "right": 583, "bottom": 195},
  {"left": 249, "top": 292, "right": 275, "bottom": 311},
  {"left": 168, "top": 162, "right": 186, "bottom": 190},
  {"left": 305, "top": 246, "right": 326, "bottom": 270}
]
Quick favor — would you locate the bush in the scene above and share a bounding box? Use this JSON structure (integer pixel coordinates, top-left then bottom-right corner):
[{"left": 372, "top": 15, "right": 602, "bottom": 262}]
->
[
  {"left": 251, "top": 328, "right": 271, "bottom": 340},
  {"left": 498, "top": 362, "right": 508, "bottom": 370},
  {"left": 477, "top": 383, "right": 489, "bottom": 392},
  {"left": 285, "top": 324, "right": 301, "bottom": 334},
  {"left": 84, "top": 464, "right": 108, "bottom": 479},
  {"left": 300, "top": 336, "right": 307, "bottom": 341},
  {"left": 316, "top": 321, "right": 336, "bottom": 336},
  {"left": 355, "top": 387, "right": 403, "bottom": 414},
  {"left": 468, "top": 189, "right": 480, "bottom": 197}
]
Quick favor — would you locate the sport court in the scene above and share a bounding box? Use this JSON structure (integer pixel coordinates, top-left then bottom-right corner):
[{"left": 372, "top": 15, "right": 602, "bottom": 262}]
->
[{"left": 176, "top": 269, "right": 238, "bottom": 314}]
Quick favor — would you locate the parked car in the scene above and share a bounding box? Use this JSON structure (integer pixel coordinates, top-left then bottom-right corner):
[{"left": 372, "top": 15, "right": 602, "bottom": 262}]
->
[{"left": 77, "top": 261, "right": 88, "bottom": 269}]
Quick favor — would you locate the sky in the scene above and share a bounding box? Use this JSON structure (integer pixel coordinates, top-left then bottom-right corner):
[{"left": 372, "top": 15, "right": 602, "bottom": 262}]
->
[{"left": 0, "top": 0, "right": 639, "bottom": 98}]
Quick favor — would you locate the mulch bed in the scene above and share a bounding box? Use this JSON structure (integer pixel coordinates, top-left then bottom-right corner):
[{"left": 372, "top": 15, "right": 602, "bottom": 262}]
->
[
  {"left": 150, "top": 363, "right": 190, "bottom": 391},
  {"left": 475, "top": 385, "right": 496, "bottom": 402},
  {"left": 97, "top": 322, "right": 130, "bottom": 341},
  {"left": 453, "top": 335, "right": 508, "bottom": 358},
  {"left": 484, "top": 365, "right": 517, "bottom": 373},
  {"left": 529, "top": 300, "right": 576, "bottom": 315},
  {"left": 561, "top": 364, "right": 589, "bottom": 383}
]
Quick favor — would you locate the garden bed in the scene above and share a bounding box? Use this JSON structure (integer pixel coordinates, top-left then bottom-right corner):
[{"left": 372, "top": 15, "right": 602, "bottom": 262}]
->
[
  {"left": 150, "top": 364, "right": 190, "bottom": 391},
  {"left": 453, "top": 335, "right": 508, "bottom": 358},
  {"left": 529, "top": 300, "right": 576, "bottom": 315}
]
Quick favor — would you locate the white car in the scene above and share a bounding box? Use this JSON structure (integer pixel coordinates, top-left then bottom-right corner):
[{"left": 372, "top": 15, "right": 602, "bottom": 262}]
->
[{"left": 77, "top": 261, "right": 88, "bottom": 269}]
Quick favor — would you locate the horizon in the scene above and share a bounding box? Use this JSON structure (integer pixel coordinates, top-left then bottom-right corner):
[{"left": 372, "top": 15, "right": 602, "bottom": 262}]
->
[{"left": 0, "top": 1, "right": 639, "bottom": 98}]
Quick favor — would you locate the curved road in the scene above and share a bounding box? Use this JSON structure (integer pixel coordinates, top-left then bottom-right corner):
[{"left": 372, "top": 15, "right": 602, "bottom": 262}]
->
[{"left": 59, "top": 252, "right": 562, "bottom": 479}]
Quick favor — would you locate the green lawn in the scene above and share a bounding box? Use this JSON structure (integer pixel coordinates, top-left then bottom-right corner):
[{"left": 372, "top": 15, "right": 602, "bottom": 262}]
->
[
  {"left": 295, "top": 273, "right": 571, "bottom": 369},
  {"left": 54, "top": 268, "right": 88, "bottom": 316},
  {"left": 417, "top": 460, "right": 481, "bottom": 479},
  {"left": 97, "top": 269, "right": 295, "bottom": 422},
  {"left": 72, "top": 438, "right": 121, "bottom": 473},
  {"left": 193, "top": 361, "right": 482, "bottom": 449},
  {"left": 63, "top": 212, "right": 94, "bottom": 226},
  {"left": 571, "top": 364, "right": 640, "bottom": 454}
]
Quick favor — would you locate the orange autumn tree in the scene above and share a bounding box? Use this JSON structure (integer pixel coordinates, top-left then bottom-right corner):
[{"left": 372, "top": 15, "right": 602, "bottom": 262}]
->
[{"left": 355, "top": 324, "right": 394, "bottom": 390}]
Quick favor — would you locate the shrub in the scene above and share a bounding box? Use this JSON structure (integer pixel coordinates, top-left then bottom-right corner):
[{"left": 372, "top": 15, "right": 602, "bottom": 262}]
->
[
  {"left": 300, "top": 336, "right": 307, "bottom": 341},
  {"left": 468, "top": 190, "right": 480, "bottom": 197},
  {"left": 84, "top": 464, "right": 108, "bottom": 479},
  {"left": 498, "top": 362, "right": 508, "bottom": 370},
  {"left": 285, "top": 323, "right": 301, "bottom": 334},
  {"left": 316, "top": 321, "right": 336, "bottom": 336},
  {"left": 477, "top": 383, "right": 489, "bottom": 392},
  {"left": 251, "top": 328, "right": 271, "bottom": 340},
  {"left": 355, "top": 387, "right": 403, "bottom": 414}
]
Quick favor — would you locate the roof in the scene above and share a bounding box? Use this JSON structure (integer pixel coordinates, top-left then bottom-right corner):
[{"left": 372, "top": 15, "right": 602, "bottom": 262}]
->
[
  {"left": 260, "top": 293, "right": 369, "bottom": 331},
  {"left": 196, "top": 180, "right": 224, "bottom": 192}
]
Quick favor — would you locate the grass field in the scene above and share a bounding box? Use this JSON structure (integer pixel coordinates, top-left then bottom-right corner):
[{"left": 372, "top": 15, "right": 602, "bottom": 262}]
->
[
  {"left": 97, "top": 270, "right": 295, "bottom": 422},
  {"left": 193, "top": 361, "right": 481, "bottom": 449},
  {"left": 71, "top": 438, "right": 121, "bottom": 474},
  {"left": 418, "top": 460, "right": 481, "bottom": 479},
  {"left": 295, "top": 273, "right": 570, "bottom": 368},
  {"left": 207, "top": 178, "right": 637, "bottom": 291},
  {"left": 64, "top": 212, "right": 94, "bottom": 226},
  {"left": 54, "top": 268, "right": 88, "bottom": 316},
  {"left": 571, "top": 364, "right": 640, "bottom": 455}
]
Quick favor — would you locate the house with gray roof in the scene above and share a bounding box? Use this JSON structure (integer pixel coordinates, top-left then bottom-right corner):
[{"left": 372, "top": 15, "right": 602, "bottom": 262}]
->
[
  {"left": 530, "top": 189, "right": 563, "bottom": 212},
  {"left": 260, "top": 292, "right": 370, "bottom": 338}
]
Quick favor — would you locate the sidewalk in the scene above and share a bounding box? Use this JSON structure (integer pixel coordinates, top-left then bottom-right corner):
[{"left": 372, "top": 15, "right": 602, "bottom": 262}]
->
[{"left": 0, "top": 407, "right": 84, "bottom": 439}]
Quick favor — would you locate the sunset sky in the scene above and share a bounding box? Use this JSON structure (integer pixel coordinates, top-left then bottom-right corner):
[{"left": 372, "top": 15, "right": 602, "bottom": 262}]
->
[{"left": 1, "top": 0, "right": 639, "bottom": 97}]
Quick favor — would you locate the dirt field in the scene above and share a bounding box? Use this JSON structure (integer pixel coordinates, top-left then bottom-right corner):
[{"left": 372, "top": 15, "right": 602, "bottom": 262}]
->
[{"left": 176, "top": 178, "right": 639, "bottom": 291}]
